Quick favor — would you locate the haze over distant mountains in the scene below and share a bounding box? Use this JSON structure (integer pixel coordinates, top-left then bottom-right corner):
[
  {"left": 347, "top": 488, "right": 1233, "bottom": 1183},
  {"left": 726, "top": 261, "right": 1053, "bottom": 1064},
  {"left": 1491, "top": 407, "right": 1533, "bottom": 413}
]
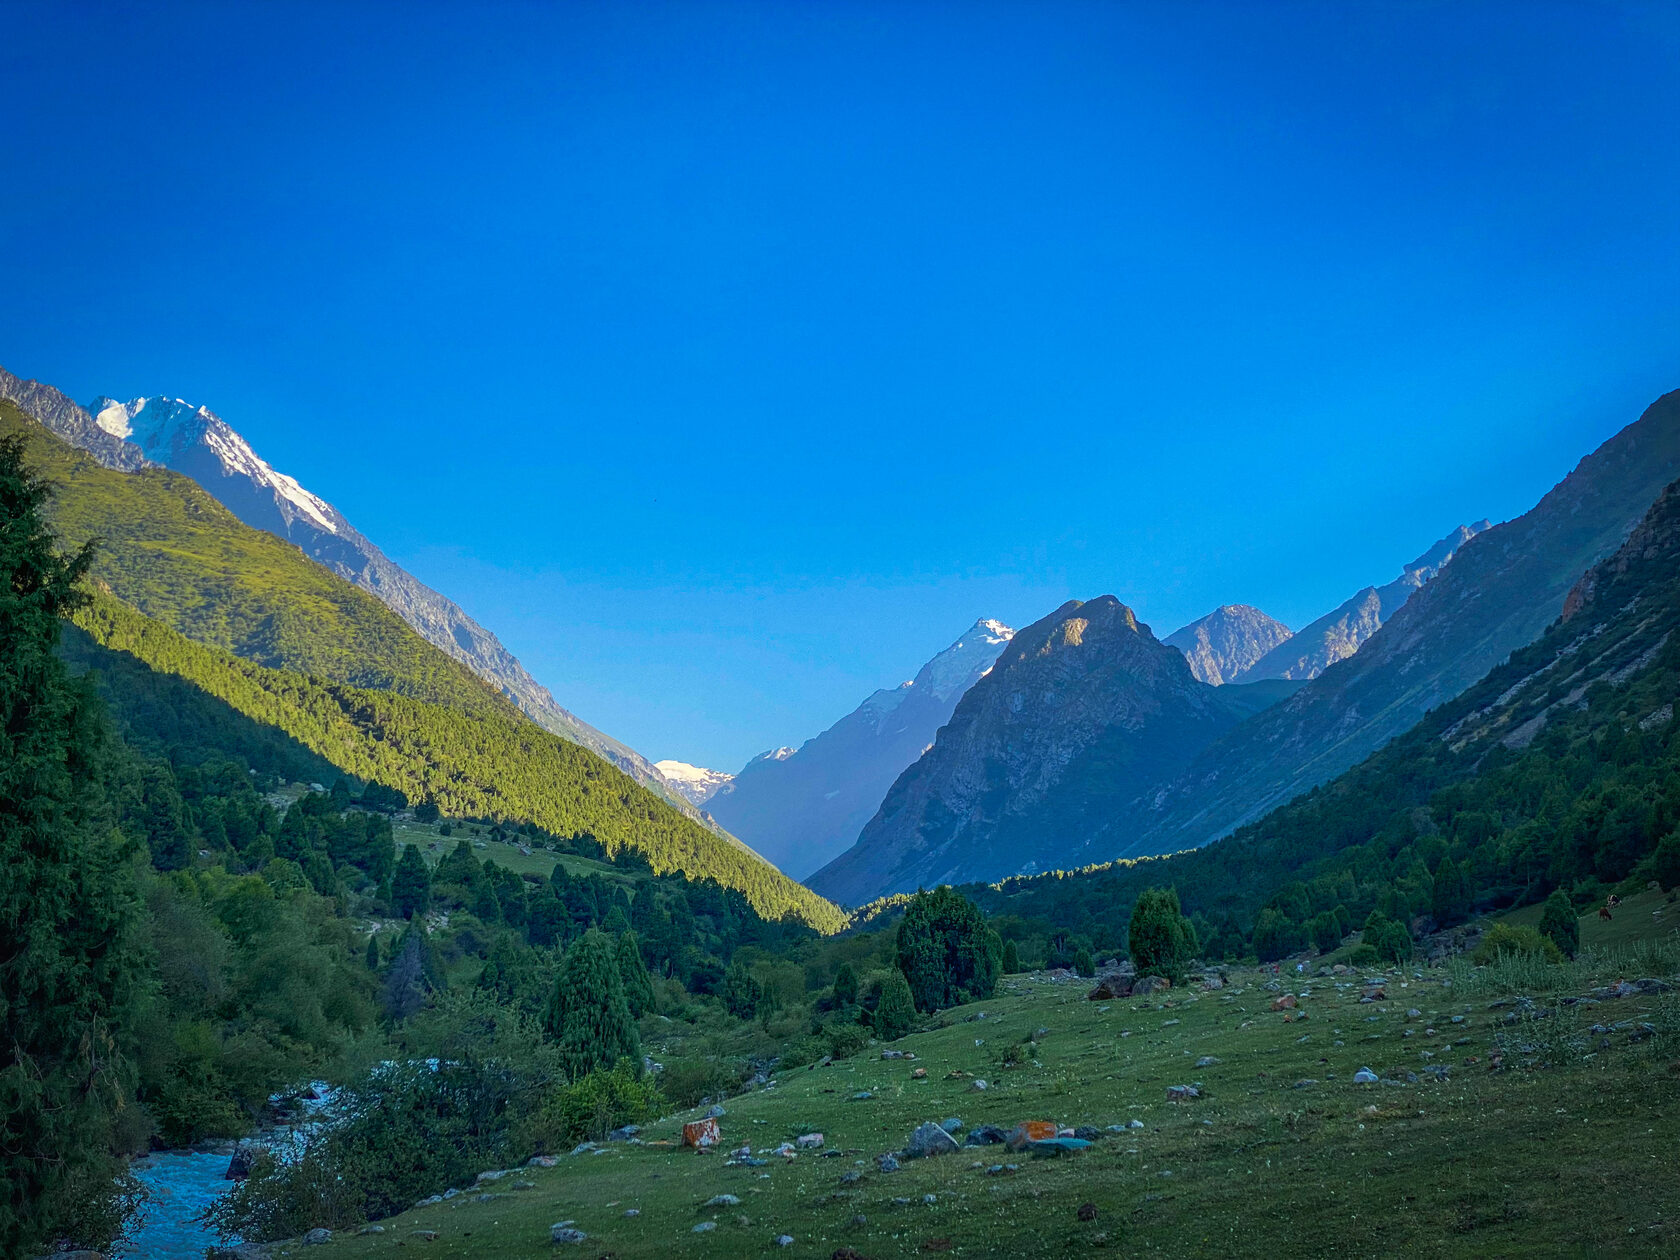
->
[
  {"left": 703, "top": 619, "right": 1015, "bottom": 879},
  {"left": 0, "top": 366, "right": 685, "bottom": 809},
  {"left": 813, "top": 390, "right": 1680, "bottom": 903}
]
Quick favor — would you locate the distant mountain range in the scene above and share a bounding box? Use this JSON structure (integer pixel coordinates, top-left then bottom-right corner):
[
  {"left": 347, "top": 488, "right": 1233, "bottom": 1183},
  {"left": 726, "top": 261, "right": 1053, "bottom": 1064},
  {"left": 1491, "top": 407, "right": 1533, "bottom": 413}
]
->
[
  {"left": 704, "top": 619, "right": 1015, "bottom": 879},
  {"left": 0, "top": 366, "right": 683, "bottom": 810},
  {"left": 1163, "top": 523, "right": 1487, "bottom": 688},
  {"left": 814, "top": 390, "right": 1679, "bottom": 903}
]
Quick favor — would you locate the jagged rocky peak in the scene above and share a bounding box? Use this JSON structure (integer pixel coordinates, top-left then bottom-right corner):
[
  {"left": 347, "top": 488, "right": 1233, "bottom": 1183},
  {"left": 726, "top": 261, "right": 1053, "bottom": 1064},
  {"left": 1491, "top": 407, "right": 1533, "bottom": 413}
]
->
[
  {"left": 1164, "top": 604, "right": 1293, "bottom": 686},
  {"left": 654, "top": 760, "right": 735, "bottom": 807}
]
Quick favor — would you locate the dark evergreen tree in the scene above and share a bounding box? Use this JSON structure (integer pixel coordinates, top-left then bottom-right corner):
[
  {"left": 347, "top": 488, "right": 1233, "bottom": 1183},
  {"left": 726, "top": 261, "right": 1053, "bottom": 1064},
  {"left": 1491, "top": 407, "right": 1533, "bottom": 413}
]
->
[
  {"left": 894, "top": 887, "right": 1002, "bottom": 1013},
  {"left": 832, "top": 961, "right": 859, "bottom": 1006},
  {"left": 0, "top": 434, "right": 138, "bottom": 1255},
  {"left": 392, "top": 843, "right": 432, "bottom": 919},
  {"left": 721, "top": 962, "right": 762, "bottom": 1019},
  {"left": 544, "top": 929, "right": 639, "bottom": 1082},
  {"left": 873, "top": 970, "right": 915, "bottom": 1040},
  {"left": 615, "top": 931, "right": 655, "bottom": 1018},
  {"left": 1001, "top": 939, "right": 1021, "bottom": 975},
  {"left": 1539, "top": 889, "right": 1580, "bottom": 958},
  {"left": 365, "top": 932, "right": 381, "bottom": 971},
  {"left": 1128, "top": 886, "right": 1198, "bottom": 978},
  {"left": 1431, "top": 857, "right": 1472, "bottom": 927},
  {"left": 1072, "top": 945, "right": 1095, "bottom": 978}
]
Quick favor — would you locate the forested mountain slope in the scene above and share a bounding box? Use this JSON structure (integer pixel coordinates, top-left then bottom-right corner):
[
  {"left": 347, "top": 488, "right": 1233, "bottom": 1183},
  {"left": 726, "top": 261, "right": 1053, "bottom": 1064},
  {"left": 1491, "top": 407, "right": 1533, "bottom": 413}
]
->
[
  {"left": 0, "top": 402, "right": 839, "bottom": 929},
  {"left": 0, "top": 367, "right": 682, "bottom": 806},
  {"left": 69, "top": 591, "right": 843, "bottom": 930}
]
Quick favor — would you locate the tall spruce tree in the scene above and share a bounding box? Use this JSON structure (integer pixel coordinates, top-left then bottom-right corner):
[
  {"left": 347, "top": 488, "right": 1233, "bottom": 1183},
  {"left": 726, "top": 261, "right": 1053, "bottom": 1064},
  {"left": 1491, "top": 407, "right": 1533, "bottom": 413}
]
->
[
  {"left": 615, "top": 931, "right": 655, "bottom": 1018},
  {"left": 1539, "top": 889, "right": 1580, "bottom": 958},
  {"left": 1129, "top": 886, "right": 1198, "bottom": 979},
  {"left": 544, "top": 929, "right": 640, "bottom": 1081},
  {"left": 0, "top": 435, "right": 138, "bottom": 1255},
  {"left": 392, "top": 843, "right": 432, "bottom": 918}
]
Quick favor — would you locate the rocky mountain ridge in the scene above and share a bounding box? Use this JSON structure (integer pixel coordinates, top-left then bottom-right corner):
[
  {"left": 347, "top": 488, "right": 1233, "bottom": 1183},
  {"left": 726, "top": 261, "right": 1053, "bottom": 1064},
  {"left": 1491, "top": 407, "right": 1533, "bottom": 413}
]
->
[{"left": 1163, "top": 604, "right": 1293, "bottom": 685}]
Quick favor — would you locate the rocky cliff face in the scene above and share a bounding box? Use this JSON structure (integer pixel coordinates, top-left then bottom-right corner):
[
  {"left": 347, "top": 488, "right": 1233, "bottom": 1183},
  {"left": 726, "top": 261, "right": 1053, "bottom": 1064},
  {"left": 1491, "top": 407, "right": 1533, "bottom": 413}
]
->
[
  {"left": 0, "top": 366, "right": 685, "bottom": 809},
  {"left": 808, "top": 598, "right": 1245, "bottom": 904},
  {"left": 1164, "top": 604, "right": 1293, "bottom": 685},
  {"left": 1124, "top": 390, "right": 1680, "bottom": 855},
  {"left": 709, "top": 619, "right": 1014, "bottom": 880}
]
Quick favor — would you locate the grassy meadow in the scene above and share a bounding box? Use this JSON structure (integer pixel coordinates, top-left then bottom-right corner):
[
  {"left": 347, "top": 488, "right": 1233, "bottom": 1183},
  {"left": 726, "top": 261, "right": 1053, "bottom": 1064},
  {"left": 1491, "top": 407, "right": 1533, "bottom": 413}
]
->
[{"left": 276, "top": 925, "right": 1679, "bottom": 1260}]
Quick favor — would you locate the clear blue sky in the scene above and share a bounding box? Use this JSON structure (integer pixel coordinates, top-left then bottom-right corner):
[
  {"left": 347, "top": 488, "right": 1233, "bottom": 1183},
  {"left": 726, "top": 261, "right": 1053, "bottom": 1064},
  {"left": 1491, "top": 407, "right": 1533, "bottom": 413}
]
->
[{"left": 2, "top": 1, "right": 1676, "bottom": 771}]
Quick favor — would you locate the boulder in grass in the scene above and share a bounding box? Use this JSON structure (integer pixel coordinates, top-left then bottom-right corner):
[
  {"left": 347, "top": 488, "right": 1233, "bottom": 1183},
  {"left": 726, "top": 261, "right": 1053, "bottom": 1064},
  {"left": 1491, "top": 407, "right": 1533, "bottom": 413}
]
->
[
  {"left": 1165, "top": 1084, "right": 1200, "bottom": 1102},
  {"left": 797, "top": 1133, "right": 824, "bottom": 1149},
  {"left": 1087, "top": 972, "right": 1134, "bottom": 1000},
  {"left": 1005, "top": 1121, "right": 1059, "bottom": 1151},
  {"left": 905, "top": 1122, "right": 960, "bottom": 1158},
  {"left": 1271, "top": 994, "right": 1297, "bottom": 1011},
  {"left": 1132, "top": 975, "right": 1172, "bottom": 997},
  {"left": 965, "top": 1125, "right": 1009, "bottom": 1146},
  {"left": 683, "top": 1117, "right": 721, "bottom": 1148}
]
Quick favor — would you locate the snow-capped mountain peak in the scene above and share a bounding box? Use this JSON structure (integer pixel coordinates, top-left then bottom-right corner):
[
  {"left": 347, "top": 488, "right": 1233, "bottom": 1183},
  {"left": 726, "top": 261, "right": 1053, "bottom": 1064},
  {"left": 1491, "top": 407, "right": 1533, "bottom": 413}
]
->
[
  {"left": 913, "top": 616, "right": 1017, "bottom": 702},
  {"left": 88, "top": 394, "right": 342, "bottom": 535},
  {"left": 654, "top": 759, "right": 735, "bottom": 807}
]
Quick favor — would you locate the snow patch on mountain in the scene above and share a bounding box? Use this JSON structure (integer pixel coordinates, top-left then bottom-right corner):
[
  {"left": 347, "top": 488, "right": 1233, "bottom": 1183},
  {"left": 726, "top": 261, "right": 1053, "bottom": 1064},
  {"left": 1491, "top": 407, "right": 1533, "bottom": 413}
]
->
[{"left": 654, "top": 760, "right": 735, "bottom": 807}]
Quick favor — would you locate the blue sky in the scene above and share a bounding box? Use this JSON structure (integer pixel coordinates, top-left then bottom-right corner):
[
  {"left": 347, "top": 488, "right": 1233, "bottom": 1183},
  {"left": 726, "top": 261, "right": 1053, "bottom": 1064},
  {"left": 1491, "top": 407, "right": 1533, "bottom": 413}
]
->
[{"left": 3, "top": 1, "right": 1677, "bottom": 771}]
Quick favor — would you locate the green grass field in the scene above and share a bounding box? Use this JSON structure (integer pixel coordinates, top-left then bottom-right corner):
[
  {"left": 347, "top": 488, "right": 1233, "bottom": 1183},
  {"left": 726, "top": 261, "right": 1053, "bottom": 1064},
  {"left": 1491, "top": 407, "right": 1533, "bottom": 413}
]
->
[
  {"left": 280, "top": 935, "right": 1680, "bottom": 1260},
  {"left": 390, "top": 819, "right": 635, "bottom": 886},
  {"left": 1501, "top": 887, "right": 1679, "bottom": 953}
]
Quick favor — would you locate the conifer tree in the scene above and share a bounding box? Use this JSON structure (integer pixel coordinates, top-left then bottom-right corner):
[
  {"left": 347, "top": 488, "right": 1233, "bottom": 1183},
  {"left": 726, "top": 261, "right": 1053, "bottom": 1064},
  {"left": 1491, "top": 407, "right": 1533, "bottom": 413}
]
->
[
  {"left": 544, "top": 929, "right": 640, "bottom": 1081},
  {"left": 365, "top": 932, "right": 381, "bottom": 971},
  {"left": 0, "top": 435, "right": 138, "bottom": 1255},
  {"left": 873, "top": 970, "right": 915, "bottom": 1040},
  {"left": 1128, "top": 886, "right": 1198, "bottom": 979},
  {"left": 392, "top": 843, "right": 432, "bottom": 919},
  {"left": 615, "top": 931, "right": 655, "bottom": 1018},
  {"left": 833, "top": 960, "right": 859, "bottom": 1007},
  {"left": 1539, "top": 889, "right": 1580, "bottom": 958},
  {"left": 894, "top": 887, "right": 1002, "bottom": 1013},
  {"left": 1001, "top": 939, "right": 1020, "bottom": 975}
]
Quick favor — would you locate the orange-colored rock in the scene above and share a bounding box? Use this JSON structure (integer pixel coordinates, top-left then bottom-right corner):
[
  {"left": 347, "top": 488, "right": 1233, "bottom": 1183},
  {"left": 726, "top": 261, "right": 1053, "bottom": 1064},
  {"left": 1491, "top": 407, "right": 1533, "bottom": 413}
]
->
[
  {"left": 911, "top": 1067, "right": 928, "bottom": 1079},
  {"left": 1271, "top": 994, "right": 1297, "bottom": 1011},
  {"left": 682, "top": 1117, "right": 720, "bottom": 1148}
]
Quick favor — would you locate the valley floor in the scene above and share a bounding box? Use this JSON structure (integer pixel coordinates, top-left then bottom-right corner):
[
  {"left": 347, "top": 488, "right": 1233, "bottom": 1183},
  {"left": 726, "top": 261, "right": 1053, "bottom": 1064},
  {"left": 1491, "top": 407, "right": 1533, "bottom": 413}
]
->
[{"left": 278, "top": 944, "right": 1679, "bottom": 1260}]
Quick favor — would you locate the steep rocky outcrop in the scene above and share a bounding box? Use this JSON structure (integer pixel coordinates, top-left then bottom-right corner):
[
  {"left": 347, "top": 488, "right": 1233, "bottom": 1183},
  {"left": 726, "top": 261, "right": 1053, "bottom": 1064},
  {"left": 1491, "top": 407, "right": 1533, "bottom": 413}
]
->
[
  {"left": 1164, "top": 604, "right": 1293, "bottom": 685},
  {"left": 711, "top": 619, "right": 1014, "bottom": 879},
  {"left": 808, "top": 599, "right": 1247, "bottom": 903},
  {"left": 1122, "top": 390, "right": 1680, "bottom": 855}
]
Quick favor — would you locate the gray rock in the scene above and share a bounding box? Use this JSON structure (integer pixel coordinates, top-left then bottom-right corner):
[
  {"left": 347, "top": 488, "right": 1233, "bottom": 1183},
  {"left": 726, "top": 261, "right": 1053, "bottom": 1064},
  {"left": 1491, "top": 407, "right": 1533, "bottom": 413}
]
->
[
  {"left": 703, "top": 1194, "right": 742, "bottom": 1208},
  {"left": 1195, "top": 1056, "right": 1221, "bottom": 1068},
  {"left": 551, "top": 1225, "right": 588, "bottom": 1244},
  {"left": 693, "top": 1222, "right": 716, "bottom": 1233},
  {"left": 225, "top": 1142, "right": 260, "bottom": 1180},
  {"left": 707, "top": 1104, "right": 727, "bottom": 1118},
  {"left": 905, "top": 1122, "right": 960, "bottom": 1158},
  {"left": 775, "top": 1235, "right": 794, "bottom": 1246},
  {"left": 965, "top": 1125, "right": 1009, "bottom": 1146},
  {"left": 877, "top": 1153, "right": 901, "bottom": 1172},
  {"left": 303, "top": 1229, "right": 333, "bottom": 1246}
]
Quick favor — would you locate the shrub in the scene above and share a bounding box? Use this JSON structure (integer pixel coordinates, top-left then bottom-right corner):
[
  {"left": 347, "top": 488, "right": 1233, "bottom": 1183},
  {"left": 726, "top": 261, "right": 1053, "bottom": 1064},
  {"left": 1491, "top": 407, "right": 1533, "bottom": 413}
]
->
[
  {"left": 515, "top": 1058, "right": 665, "bottom": 1152},
  {"left": 1001, "top": 939, "right": 1020, "bottom": 974},
  {"left": 1347, "top": 943, "right": 1381, "bottom": 966},
  {"left": 1072, "top": 946, "right": 1095, "bottom": 978},
  {"left": 1472, "top": 922, "right": 1564, "bottom": 967},
  {"left": 824, "top": 1021, "right": 871, "bottom": 1060}
]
